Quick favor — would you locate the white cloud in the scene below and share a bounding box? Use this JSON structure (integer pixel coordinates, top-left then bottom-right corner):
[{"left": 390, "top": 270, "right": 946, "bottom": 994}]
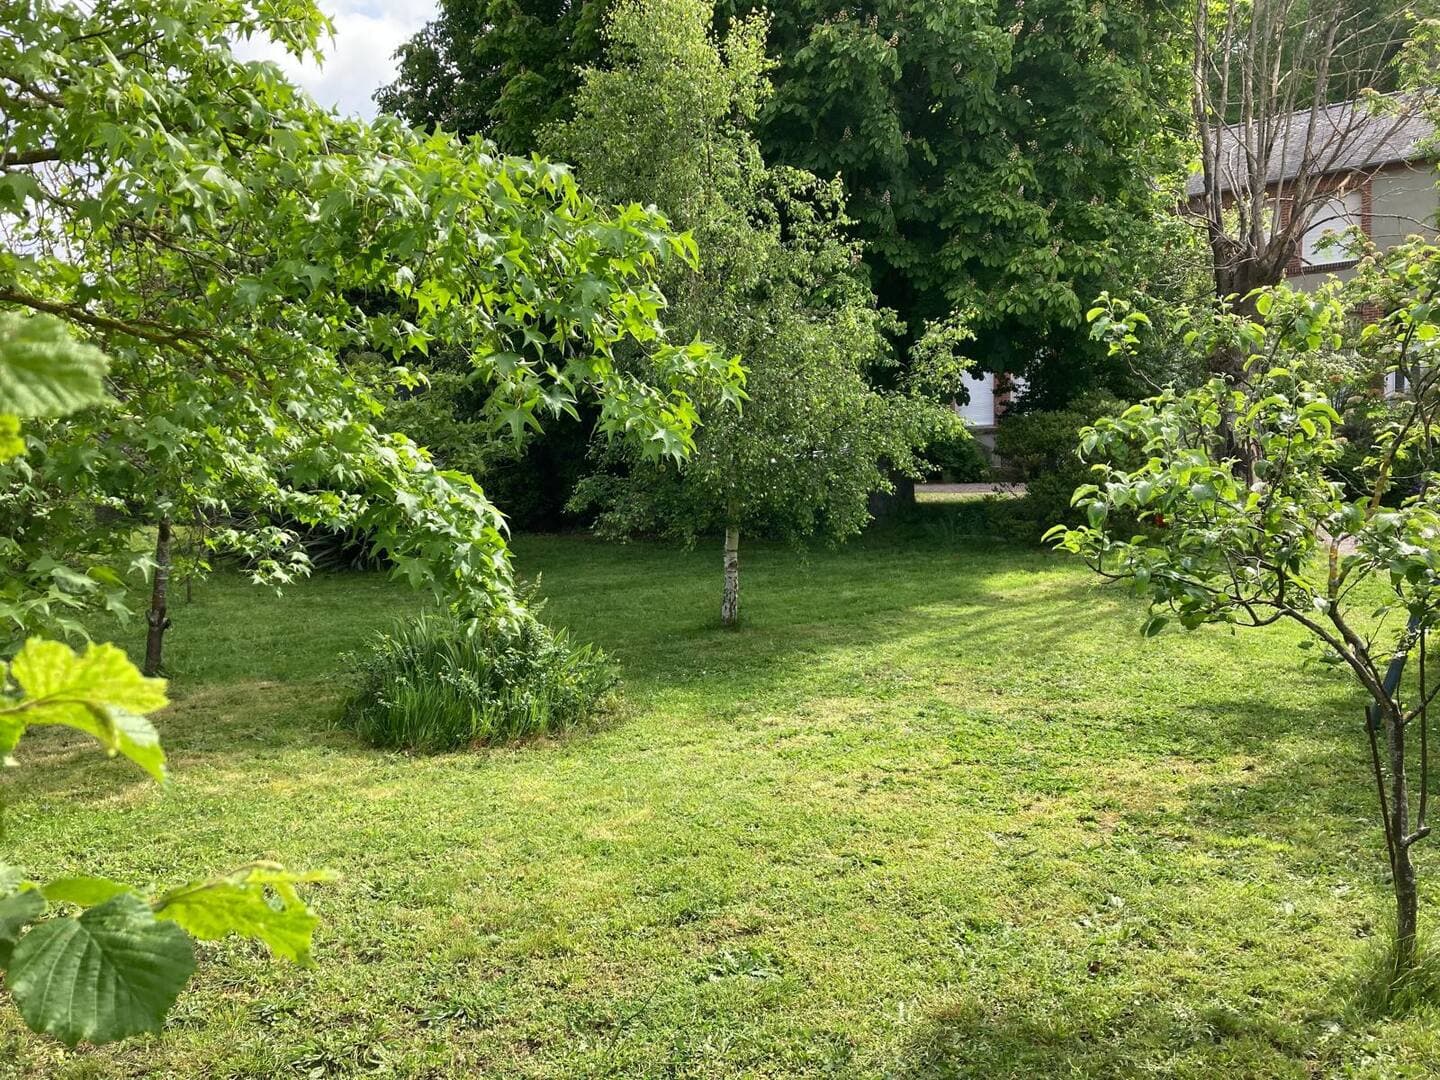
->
[{"left": 231, "top": 1, "right": 438, "bottom": 119}]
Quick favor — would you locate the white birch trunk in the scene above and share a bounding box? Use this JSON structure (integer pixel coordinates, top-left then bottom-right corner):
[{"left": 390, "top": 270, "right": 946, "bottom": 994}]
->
[{"left": 721, "top": 524, "right": 740, "bottom": 627}]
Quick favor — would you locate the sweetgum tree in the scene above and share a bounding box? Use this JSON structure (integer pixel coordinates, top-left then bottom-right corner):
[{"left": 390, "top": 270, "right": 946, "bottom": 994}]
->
[
  {"left": 0, "top": 0, "right": 739, "bottom": 665},
  {"left": 0, "top": 0, "right": 741, "bottom": 1046},
  {"left": 0, "top": 318, "right": 327, "bottom": 1046},
  {"left": 1051, "top": 241, "right": 1440, "bottom": 970}
]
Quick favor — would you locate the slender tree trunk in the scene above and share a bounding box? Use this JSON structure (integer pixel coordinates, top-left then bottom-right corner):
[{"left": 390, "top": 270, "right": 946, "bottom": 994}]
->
[
  {"left": 720, "top": 524, "right": 740, "bottom": 628},
  {"left": 1387, "top": 713, "right": 1419, "bottom": 969},
  {"left": 143, "top": 518, "right": 173, "bottom": 677}
]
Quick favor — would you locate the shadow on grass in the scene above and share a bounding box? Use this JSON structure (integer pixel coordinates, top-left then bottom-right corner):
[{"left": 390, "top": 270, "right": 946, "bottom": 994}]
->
[
  {"left": 897, "top": 993, "right": 1310, "bottom": 1078},
  {"left": 531, "top": 538, "right": 1127, "bottom": 683},
  {"left": 17, "top": 534, "right": 1440, "bottom": 1076},
  {"left": 19, "top": 539, "right": 1374, "bottom": 811},
  {"left": 896, "top": 936, "right": 1440, "bottom": 1079}
]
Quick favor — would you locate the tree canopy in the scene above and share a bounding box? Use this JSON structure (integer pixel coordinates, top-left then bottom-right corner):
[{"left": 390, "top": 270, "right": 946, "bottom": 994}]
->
[
  {"left": 0, "top": 0, "right": 739, "bottom": 641},
  {"left": 376, "top": 0, "right": 610, "bottom": 153},
  {"left": 380, "top": 0, "right": 1191, "bottom": 402}
]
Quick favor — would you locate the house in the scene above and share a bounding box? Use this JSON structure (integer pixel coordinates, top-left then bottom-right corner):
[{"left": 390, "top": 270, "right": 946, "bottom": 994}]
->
[
  {"left": 955, "top": 370, "right": 1019, "bottom": 449},
  {"left": 1185, "top": 101, "right": 1438, "bottom": 289},
  {"left": 956, "top": 103, "right": 1437, "bottom": 434}
]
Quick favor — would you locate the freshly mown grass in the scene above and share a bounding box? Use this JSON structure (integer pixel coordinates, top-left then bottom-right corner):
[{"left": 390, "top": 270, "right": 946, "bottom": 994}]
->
[{"left": 3, "top": 531, "right": 1439, "bottom": 1077}]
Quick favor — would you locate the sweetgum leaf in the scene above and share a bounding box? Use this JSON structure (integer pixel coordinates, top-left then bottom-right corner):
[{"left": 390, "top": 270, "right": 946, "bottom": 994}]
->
[{"left": 7, "top": 893, "right": 194, "bottom": 1046}]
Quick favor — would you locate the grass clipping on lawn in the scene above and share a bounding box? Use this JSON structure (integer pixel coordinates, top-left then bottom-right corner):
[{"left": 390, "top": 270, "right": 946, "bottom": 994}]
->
[{"left": 8, "top": 534, "right": 1440, "bottom": 1078}]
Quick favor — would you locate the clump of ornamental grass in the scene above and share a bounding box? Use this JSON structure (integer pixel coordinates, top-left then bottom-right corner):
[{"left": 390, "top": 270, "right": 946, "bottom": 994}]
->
[{"left": 341, "top": 609, "right": 617, "bottom": 751}]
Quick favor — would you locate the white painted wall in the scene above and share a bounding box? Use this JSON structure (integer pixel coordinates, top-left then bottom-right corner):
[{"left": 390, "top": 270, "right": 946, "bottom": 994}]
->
[
  {"left": 958, "top": 370, "right": 995, "bottom": 427},
  {"left": 957, "top": 371, "right": 1027, "bottom": 427}
]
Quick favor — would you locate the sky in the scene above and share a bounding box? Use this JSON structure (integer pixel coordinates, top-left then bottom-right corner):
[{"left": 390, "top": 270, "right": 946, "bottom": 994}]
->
[{"left": 230, "top": 1, "right": 439, "bottom": 119}]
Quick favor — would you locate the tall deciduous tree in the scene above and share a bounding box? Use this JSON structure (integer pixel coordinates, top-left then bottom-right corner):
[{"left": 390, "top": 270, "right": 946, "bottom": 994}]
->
[
  {"left": 553, "top": 0, "right": 935, "bottom": 626},
  {"left": 1188, "top": 0, "right": 1438, "bottom": 320},
  {"left": 742, "top": 0, "right": 1189, "bottom": 375},
  {"left": 0, "top": 0, "right": 738, "bottom": 661},
  {"left": 379, "top": 0, "right": 1190, "bottom": 402},
  {"left": 375, "top": 0, "right": 610, "bottom": 153}
]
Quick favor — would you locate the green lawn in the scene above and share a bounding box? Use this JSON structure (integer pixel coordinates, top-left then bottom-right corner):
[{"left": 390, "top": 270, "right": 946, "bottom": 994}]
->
[{"left": 3, "top": 533, "right": 1438, "bottom": 1077}]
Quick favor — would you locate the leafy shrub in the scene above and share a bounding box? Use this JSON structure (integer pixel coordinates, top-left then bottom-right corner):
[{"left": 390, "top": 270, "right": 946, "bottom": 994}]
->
[
  {"left": 920, "top": 409, "right": 991, "bottom": 482},
  {"left": 341, "top": 611, "right": 617, "bottom": 751},
  {"left": 994, "top": 392, "right": 1123, "bottom": 478},
  {"left": 990, "top": 392, "right": 1126, "bottom": 542}
]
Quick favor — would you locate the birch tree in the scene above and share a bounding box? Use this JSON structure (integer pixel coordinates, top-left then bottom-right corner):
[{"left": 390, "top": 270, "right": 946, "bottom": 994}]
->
[{"left": 554, "top": 0, "right": 937, "bottom": 626}]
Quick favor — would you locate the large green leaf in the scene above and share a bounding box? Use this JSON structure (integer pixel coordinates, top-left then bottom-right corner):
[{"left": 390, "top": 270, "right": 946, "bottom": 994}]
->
[
  {"left": 8, "top": 639, "right": 169, "bottom": 779},
  {"left": 7, "top": 893, "right": 194, "bottom": 1046},
  {"left": 155, "top": 867, "right": 329, "bottom": 966},
  {"left": 0, "top": 863, "right": 26, "bottom": 895},
  {"left": 0, "top": 889, "right": 45, "bottom": 966},
  {"left": 0, "top": 313, "right": 110, "bottom": 418},
  {"left": 0, "top": 710, "right": 23, "bottom": 756}
]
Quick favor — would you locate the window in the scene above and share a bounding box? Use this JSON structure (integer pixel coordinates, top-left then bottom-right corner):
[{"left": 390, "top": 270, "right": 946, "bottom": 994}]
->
[
  {"left": 957, "top": 370, "right": 995, "bottom": 427},
  {"left": 1300, "top": 188, "right": 1364, "bottom": 268}
]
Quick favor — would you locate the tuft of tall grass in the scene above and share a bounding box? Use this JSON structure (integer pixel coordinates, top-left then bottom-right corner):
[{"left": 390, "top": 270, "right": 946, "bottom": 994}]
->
[{"left": 340, "top": 611, "right": 617, "bottom": 751}]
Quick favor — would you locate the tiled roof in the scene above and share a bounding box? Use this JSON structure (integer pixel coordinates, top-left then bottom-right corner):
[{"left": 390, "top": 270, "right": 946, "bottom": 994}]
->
[{"left": 1185, "top": 100, "right": 1435, "bottom": 198}]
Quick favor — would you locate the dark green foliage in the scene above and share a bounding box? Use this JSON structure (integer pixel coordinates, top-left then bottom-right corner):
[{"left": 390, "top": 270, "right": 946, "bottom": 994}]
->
[
  {"left": 1331, "top": 385, "right": 1416, "bottom": 505},
  {"left": 380, "top": 0, "right": 1190, "bottom": 400},
  {"left": 477, "top": 419, "right": 596, "bottom": 532},
  {"left": 921, "top": 410, "right": 990, "bottom": 483},
  {"left": 374, "top": 0, "right": 610, "bottom": 151},
  {"left": 995, "top": 395, "right": 1124, "bottom": 481},
  {"left": 341, "top": 611, "right": 617, "bottom": 751},
  {"left": 990, "top": 393, "right": 1126, "bottom": 541},
  {"left": 215, "top": 511, "right": 384, "bottom": 574},
  {"left": 383, "top": 367, "right": 595, "bottom": 532},
  {"left": 748, "top": 0, "right": 1188, "bottom": 338}
]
